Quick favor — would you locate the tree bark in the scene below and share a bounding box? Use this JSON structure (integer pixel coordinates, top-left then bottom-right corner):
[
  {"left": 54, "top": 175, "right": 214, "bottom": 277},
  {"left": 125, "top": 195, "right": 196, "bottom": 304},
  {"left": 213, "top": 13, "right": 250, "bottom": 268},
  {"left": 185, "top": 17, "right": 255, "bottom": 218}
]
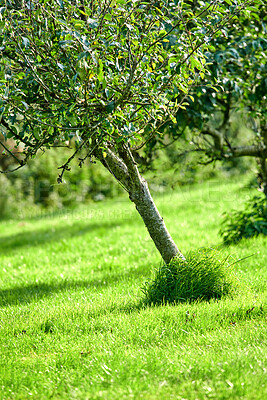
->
[
  {"left": 129, "top": 176, "right": 185, "bottom": 264},
  {"left": 260, "top": 128, "right": 267, "bottom": 199},
  {"left": 201, "top": 128, "right": 267, "bottom": 199},
  {"left": 93, "top": 144, "right": 185, "bottom": 264},
  {"left": 258, "top": 157, "right": 267, "bottom": 200}
]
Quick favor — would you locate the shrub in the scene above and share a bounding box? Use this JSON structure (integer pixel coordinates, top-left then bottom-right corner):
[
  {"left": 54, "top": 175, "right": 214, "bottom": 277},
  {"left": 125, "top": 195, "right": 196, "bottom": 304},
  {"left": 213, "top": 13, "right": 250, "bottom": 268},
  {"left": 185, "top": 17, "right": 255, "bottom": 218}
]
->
[
  {"left": 0, "top": 147, "right": 124, "bottom": 218},
  {"left": 0, "top": 174, "right": 13, "bottom": 219},
  {"left": 219, "top": 195, "right": 267, "bottom": 244},
  {"left": 142, "top": 249, "right": 237, "bottom": 305}
]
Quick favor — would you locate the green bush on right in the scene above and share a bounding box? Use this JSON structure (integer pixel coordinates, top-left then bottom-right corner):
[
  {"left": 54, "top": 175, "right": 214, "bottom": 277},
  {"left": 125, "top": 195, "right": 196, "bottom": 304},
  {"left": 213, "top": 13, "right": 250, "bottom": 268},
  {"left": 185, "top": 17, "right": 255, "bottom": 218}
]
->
[{"left": 219, "top": 195, "right": 267, "bottom": 244}]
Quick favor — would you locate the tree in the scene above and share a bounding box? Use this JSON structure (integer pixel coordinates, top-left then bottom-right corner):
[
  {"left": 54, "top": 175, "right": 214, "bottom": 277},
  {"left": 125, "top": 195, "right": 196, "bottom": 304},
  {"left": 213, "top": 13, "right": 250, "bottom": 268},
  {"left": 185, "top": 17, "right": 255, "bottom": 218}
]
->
[
  {"left": 155, "top": 2, "right": 266, "bottom": 196},
  {"left": 201, "top": 7, "right": 267, "bottom": 196},
  {"left": 0, "top": 0, "right": 252, "bottom": 263}
]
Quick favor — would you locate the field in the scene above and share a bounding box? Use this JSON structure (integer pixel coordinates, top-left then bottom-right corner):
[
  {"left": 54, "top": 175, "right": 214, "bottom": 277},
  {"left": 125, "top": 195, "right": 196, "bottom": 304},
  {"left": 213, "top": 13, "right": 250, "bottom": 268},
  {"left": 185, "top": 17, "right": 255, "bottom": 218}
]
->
[{"left": 0, "top": 177, "right": 266, "bottom": 400}]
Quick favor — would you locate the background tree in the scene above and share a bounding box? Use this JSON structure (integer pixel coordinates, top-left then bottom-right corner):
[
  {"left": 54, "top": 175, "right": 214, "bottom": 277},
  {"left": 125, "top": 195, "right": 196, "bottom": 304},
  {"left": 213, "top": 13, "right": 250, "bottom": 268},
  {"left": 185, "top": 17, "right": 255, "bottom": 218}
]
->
[
  {"left": 0, "top": 0, "right": 253, "bottom": 263},
  {"left": 148, "top": 2, "right": 266, "bottom": 196}
]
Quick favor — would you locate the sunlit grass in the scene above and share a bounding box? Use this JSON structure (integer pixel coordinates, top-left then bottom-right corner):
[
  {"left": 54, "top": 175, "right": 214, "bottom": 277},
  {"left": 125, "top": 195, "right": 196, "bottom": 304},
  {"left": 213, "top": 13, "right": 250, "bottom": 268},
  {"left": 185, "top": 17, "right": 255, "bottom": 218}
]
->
[
  {"left": 0, "top": 177, "right": 266, "bottom": 399},
  {"left": 142, "top": 248, "right": 239, "bottom": 305}
]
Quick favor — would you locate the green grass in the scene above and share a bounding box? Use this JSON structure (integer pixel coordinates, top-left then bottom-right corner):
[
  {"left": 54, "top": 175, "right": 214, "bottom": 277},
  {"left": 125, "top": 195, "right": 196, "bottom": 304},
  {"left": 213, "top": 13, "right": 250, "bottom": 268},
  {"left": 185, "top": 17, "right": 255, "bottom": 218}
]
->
[
  {"left": 0, "top": 177, "right": 266, "bottom": 400},
  {"left": 142, "top": 248, "right": 238, "bottom": 305}
]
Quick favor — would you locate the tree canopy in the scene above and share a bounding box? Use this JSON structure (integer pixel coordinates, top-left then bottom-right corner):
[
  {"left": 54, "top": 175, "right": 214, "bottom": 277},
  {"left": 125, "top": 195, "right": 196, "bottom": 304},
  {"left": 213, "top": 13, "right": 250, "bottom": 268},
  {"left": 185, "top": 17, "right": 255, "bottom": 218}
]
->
[
  {"left": 150, "top": 2, "right": 266, "bottom": 194},
  {"left": 0, "top": 0, "right": 253, "bottom": 175}
]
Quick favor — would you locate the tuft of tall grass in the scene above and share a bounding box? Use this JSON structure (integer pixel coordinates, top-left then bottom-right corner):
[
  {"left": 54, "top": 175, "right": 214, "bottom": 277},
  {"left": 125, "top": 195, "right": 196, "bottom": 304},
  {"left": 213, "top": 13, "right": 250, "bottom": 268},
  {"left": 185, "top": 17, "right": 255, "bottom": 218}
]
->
[{"left": 142, "top": 248, "right": 238, "bottom": 305}]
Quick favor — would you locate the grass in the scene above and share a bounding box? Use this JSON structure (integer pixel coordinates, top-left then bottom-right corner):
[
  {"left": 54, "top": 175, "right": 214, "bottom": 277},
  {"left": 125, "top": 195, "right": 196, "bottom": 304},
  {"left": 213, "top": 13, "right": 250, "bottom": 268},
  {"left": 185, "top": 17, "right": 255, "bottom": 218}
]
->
[
  {"left": 0, "top": 176, "right": 266, "bottom": 399},
  {"left": 142, "top": 249, "right": 238, "bottom": 305}
]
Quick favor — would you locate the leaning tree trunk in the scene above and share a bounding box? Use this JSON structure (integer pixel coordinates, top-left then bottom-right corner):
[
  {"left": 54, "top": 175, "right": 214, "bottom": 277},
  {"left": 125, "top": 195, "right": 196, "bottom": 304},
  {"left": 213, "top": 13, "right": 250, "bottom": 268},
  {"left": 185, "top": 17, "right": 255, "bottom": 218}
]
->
[
  {"left": 128, "top": 177, "right": 185, "bottom": 264},
  {"left": 94, "top": 144, "right": 185, "bottom": 264}
]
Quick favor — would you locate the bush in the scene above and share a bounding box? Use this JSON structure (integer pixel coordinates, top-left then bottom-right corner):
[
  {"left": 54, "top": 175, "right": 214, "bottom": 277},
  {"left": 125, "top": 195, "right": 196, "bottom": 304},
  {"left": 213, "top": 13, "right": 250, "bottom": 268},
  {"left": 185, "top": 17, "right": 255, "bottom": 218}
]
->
[
  {"left": 0, "top": 174, "right": 13, "bottom": 219},
  {"left": 142, "top": 249, "right": 237, "bottom": 305},
  {"left": 0, "top": 147, "right": 124, "bottom": 218},
  {"left": 12, "top": 148, "right": 123, "bottom": 207},
  {"left": 219, "top": 195, "right": 267, "bottom": 244}
]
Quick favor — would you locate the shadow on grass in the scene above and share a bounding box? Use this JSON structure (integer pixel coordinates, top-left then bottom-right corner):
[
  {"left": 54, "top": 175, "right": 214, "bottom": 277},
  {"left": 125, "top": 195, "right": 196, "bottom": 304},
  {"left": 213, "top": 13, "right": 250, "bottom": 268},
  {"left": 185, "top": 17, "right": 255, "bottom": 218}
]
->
[
  {"left": 0, "top": 263, "right": 150, "bottom": 308},
  {"left": 0, "top": 218, "right": 134, "bottom": 252}
]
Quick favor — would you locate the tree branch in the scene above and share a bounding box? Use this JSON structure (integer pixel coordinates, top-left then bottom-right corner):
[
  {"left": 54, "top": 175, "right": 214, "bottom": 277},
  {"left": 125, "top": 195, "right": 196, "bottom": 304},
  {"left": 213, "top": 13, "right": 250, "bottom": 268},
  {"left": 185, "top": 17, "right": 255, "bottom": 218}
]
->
[
  {"left": 93, "top": 146, "right": 130, "bottom": 191},
  {"left": 229, "top": 145, "right": 267, "bottom": 158},
  {"left": 202, "top": 129, "right": 224, "bottom": 151},
  {"left": 0, "top": 140, "right": 25, "bottom": 168}
]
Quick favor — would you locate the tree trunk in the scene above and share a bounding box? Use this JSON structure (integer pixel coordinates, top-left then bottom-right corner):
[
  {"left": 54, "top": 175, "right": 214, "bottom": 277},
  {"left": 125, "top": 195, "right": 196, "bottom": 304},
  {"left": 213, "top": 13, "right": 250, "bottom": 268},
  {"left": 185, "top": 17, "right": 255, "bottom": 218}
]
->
[
  {"left": 94, "top": 144, "right": 185, "bottom": 264},
  {"left": 129, "top": 177, "right": 185, "bottom": 264},
  {"left": 258, "top": 157, "right": 267, "bottom": 200},
  {"left": 260, "top": 128, "right": 267, "bottom": 200}
]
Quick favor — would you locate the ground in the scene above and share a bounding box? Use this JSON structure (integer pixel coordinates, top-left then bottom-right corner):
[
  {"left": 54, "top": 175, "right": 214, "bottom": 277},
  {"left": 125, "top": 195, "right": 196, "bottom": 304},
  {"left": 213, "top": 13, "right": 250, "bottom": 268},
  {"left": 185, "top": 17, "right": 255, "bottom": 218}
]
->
[{"left": 0, "top": 177, "right": 266, "bottom": 399}]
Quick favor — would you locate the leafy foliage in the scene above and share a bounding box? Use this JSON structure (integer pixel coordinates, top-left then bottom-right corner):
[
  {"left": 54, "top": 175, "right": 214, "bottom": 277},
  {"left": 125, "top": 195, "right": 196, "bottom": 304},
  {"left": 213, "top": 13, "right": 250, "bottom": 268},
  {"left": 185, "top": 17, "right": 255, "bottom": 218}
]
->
[
  {"left": 142, "top": 249, "right": 237, "bottom": 305},
  {"left": 220, "top": 195, "right": 267, "bottom": 243},
  {"left": 0, "top": 0, "right": 252, "bottom": 174},
  {"left": 144, "top": 1, "right": 267, "bottom": 194}
]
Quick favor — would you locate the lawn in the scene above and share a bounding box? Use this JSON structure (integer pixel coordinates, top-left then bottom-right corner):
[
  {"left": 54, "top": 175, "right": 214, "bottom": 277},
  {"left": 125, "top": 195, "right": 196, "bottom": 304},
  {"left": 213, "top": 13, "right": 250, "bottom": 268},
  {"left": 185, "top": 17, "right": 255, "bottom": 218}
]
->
[{"left": 0, "top": 177, "right": 266, "bottom": 400}]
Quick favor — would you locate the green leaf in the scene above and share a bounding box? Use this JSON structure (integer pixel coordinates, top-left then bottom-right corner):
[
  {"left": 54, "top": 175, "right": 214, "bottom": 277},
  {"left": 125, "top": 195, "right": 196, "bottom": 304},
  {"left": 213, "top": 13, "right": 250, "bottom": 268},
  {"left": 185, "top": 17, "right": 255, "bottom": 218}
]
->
[
  {"left": 169, "top": 114, "right": 177, "bottom": 124},
  {"left": 104, "top": 14, "right": 112, "bottom": 21},
  {"left": 106, "top": 101, "right": 115, "bottom": 114},
  {"left": 98, "top": 59, "right": 104, "bottom": 82}
]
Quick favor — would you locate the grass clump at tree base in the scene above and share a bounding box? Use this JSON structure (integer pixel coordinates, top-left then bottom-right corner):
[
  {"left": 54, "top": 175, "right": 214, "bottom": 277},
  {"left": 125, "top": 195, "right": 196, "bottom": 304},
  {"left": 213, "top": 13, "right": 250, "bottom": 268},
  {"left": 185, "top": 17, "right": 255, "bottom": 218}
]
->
[{"left": 142, "top": 249, "right": 238, "bottom": 305}]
